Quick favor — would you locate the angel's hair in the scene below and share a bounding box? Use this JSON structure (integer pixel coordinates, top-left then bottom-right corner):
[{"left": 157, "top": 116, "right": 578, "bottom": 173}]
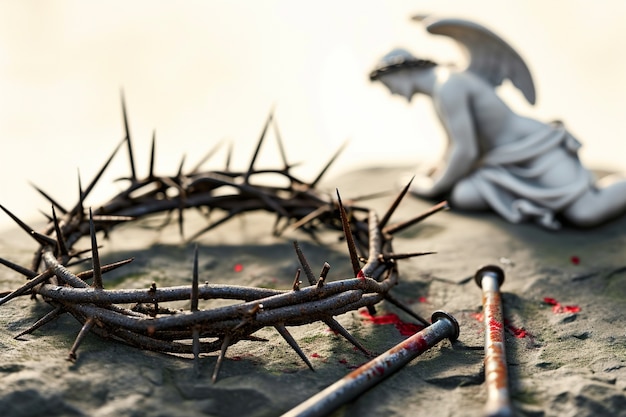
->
[{"left": 369, "top": 48, "right": 437, "bottom": 81}]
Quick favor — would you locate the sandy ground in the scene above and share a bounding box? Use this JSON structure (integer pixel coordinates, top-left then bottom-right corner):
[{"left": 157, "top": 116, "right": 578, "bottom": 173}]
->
[{"left": 1, "top": 166, "right": 625, "bottom": 417}]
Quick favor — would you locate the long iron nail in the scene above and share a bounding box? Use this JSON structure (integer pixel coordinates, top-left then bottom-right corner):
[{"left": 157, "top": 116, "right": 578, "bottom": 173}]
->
[
  {"left": 280, "top": 311, "right": 459, "bottom": 417},
  {"left": 475, "top": 265, "right": 513, "bottom": 417}
]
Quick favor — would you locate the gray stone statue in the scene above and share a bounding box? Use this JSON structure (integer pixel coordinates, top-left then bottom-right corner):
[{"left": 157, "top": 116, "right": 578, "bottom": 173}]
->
[{"left": 369, "top": 17, "right": 626, "bottom": 229}]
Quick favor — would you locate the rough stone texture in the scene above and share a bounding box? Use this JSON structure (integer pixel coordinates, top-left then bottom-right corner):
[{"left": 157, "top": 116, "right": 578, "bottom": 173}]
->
[{"left": 1, "top": 167, "right": 625, "bottom": 417}]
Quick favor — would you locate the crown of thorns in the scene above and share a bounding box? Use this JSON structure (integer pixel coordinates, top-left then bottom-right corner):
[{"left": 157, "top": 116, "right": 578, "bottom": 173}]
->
[
  {"left": 0, "top": 97, "right": 447, "bottom": 382},
  {"left": 369, "top": 57, "right": 437, "bottom": 81}
]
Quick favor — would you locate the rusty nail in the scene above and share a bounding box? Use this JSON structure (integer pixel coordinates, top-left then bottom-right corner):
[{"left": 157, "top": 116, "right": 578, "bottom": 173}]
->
[
  {"left": 475, "top": 265, "right": 513, "bottom": 417},
  {"left": 280, "top": 311, "right": 459, "bottom": 417}
]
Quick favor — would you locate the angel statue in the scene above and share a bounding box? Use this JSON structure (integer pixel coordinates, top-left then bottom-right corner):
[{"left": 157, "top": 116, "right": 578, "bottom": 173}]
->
[{"left": 369, "top": 16, "right": 626, "bottom": 229}]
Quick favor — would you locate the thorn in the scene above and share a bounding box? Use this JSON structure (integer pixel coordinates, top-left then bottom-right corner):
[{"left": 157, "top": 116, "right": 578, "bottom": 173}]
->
[
  {"left": 75, "top": 257, "right": 134, "bottom": 281},
  {"left": 292, "top": 269, "right": 302, "bottom": 291},
  {"left": 0, "top": 205, "right": 57, "bottom": 247},
  {"left": 271, "top": 116, "right": 290, "bottom": 171},
  {"left": 51, "top": 206, "right": 69, "bottom": 258},
  {"left": 383, "top": 251, "right": 436, "bottom": 261},
  {"left": 293, "top": 241, "right": 316, "bottom": 285},
  {"left": 29, "top": 182, "right": 68, "bottom": 214},
  {"left": 121, "top": 90, "right": 137, "bottom": 181},
  {"left": 212, "top": 334, "right": 232, "bottom": 383},
  {"left": 89, "top": 209, "right": 103, "bottom": 289},
  {"left": 0, "top": 269, "right": 54, "bottom": 306},
  {"left": 309, "top": 140, "right": 348, "bottom": 188},
  {"left": 275, "top": 325, "right": 314, "bottom": 371},
  {"left": 245, "top": 109, "right": 273, "bottom": 184},
  {"left": 0, "top": 257, "right": 37, "bottom": 279},
  {"left": 149, "top": 130, "right": 156, "bottom": 178},
  {"left": 76, "top": 139, "right": 126, "bottom": 213},
  {"left": 317, "top": 262, "right": 330, "bottom": 288},
  {"left": 378, "top": 176, "right": 414, "bottom": 230},
  {"left": 383, "top": 200, "right": 449, "bottom": 236},
  {"left": 68, "top": 317, "right": 95, "bottom": 361},
  {"left": 383, "top": 294, "right": 431, "bottom": 327},
  {"left": 177, "top": 154, "right": 186, "bottom": 178},
  {"left": 225, "top": 142, "right": 233, "bottom": 171},
  {"left": 335, "top": 190, "right": 362, "bottom": 279},
  {"left": 190, "top": 139, "right": 225, "bottom": 174},
  {"left": 14, "top": 306, "right": 64, "bottom": 339},
  {"left": 324, "top": 318, "right": 370, "bottom": 356},
  {"left": 76, "top": 170, "right": 85, "bottom": 216}
]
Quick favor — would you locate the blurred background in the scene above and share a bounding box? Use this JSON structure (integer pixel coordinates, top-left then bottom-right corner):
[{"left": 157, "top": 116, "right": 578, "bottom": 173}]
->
[{"left": 1, "top": 0, "right": 625, "bottom": 230}]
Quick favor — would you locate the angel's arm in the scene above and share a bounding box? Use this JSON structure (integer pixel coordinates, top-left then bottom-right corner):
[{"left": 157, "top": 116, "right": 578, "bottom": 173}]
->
[{"left": 411, "top": 79, "right": 479, "bottom": 197}]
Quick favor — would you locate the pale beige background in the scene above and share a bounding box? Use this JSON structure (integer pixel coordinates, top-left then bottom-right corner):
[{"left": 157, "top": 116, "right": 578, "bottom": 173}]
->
[{"left": 1, "top": 0, "right": 625, "bottom": 230}]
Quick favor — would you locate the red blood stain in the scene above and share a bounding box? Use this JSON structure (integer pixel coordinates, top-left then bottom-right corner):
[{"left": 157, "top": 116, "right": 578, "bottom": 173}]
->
[
  {"left": 504, "top": 319, "right": 529, "bottom": 338},
  {"left": 310, "top": 353, "right": 321, "bottom": 358},
  {"left": 359, "top": 310, "right": 424, "bottom": 336},
  {"left": 233, "top": 263, "right": 244, "bottom": 272},
  {"left": 357, "top": 270, "right": 366, "bottom": 281},
  {"left": 418, "top": 296, "right": 428, "bottom": 303},
  {"left": 472, "top": 312, "right": 531, "bottom": 339},
  {"left": 570, "top": 255, "right": 580, "bottom": 265},
  {"left": 489, "top": 318, "right": 503, "bottom": 332},
  {"left": 338, "top": 358, "right": 348, "bottom": 365},
  {"left": 543, "top": 297, "right": 581, "bottom": 314},
  {"left": 471, "top": 312, "right": 484, "bottom": 322}
]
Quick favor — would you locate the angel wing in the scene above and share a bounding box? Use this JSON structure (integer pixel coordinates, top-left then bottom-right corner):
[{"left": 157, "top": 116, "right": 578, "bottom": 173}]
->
[{"left": 414, "top": 16, "right": 536, "bottom": 105}]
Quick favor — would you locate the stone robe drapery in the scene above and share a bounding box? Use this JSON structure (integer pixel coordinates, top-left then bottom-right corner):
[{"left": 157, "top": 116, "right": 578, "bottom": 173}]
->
[{"left": 467, "top": 122, "right": 594, "bottom": 229}]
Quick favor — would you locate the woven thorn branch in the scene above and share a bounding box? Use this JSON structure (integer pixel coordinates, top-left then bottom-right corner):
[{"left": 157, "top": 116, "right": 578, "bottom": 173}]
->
[{"left": 0, "top": 98, "right": 449, "bottom": 382}]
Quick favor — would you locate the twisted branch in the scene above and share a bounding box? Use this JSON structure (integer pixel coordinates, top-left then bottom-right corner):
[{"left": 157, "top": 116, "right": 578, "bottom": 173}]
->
[{"left": 0, "top": 101, "right": 448, "bottom": 381}]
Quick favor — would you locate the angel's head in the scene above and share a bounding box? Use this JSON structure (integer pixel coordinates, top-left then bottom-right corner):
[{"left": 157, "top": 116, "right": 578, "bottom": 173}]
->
[{"left": 369, "top": 48, "right": 437, "bottom": 101}]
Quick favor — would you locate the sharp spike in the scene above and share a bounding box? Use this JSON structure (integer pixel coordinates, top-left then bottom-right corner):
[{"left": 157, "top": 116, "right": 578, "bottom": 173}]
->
[
  {"left": 78, "top": 139, "right": 126, "bottom": 209},
  {"left": 190, "top": 139, "right": 225, "bottom": 174},
  {"left": 51, "top": 206, "right": 69, "bottom": 258},
  {"left": 383, "top": 201, "right": 449, "bottom": 236},
  {"left": 29, "top": 182, "right": 68, "bottom": 214},
  {"left": 309, "top": 140, "right": 348, "bottom": 189},
  {"left": 77, "top": 170, "right": 85, "bottom": 216},
  {"left": 384, "top": 251, "right": 436, "bottom": 261},
  {"left": 75, "top": 257, "right": 134, "bottom": 281},
  {"left": 149, "top": 130, "right": 156, "bottom": 178},
  {"left": 225, "top": 142, "right": 233, "bottom": 171},
  {"left": 68, "top": 317, "right": 95, "bottom": 361},
  {"left": 293, "top": 241, "right": 316, "bottom": 285},
  {"left": 335, "top": 190, "right": 362, "bottom": 278},
  {"left": 383, "top": 294, "right": 431, "bottom": 328},
  {"left": 121, "top": 90, "right": 137, "bottom": 181},
  {"left": 0, "top": 257, "right": 37, "bottom": 279},
  {"left": 14, "top": 306, "right": 64, "bottom": 339},
  {"left": 292, "top": 269, "right": 302, "bottom": 291},
  {"left": 212, "top": 334, "right": 232, "bottom": 383},
  {"left": 317, "top": 262, "right": 330, "bottom": 288},
  {"left": 378, "top": 176, "right": 414, "bottom": 230},
  {"left": 245, "top": 110, "right": 273, "bottom": 183},
  {"left": 89, "top": 209, "right": 103, "bottom": 289},
  {"left": 271, "top": 116, "right": 289, "bottom": 170},
  {"left": 0, "top": 269, "right": 54, "bottom": 306},
  {"left": 177, "top": 154, "right": 186, "bottom": 178},
  {"left": 324, "top": 318, "right": 370, "bottom": 356},
  {"left": 275, "top": 325, "right": 314, "bottom": 371},
  {"left": 0, "top": 205, "right": 56, "bottom": 247}
]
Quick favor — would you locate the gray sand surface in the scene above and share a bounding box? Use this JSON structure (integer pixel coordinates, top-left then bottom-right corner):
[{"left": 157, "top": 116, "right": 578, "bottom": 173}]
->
[{"left": 1, "top": 166, "right": 625, "bottom": 417}]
